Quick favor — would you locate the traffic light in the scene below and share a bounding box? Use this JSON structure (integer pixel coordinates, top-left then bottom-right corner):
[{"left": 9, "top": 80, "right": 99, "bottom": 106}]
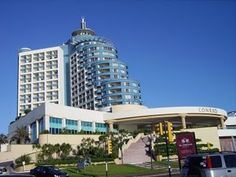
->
[
  {"left": 107, "top": 139, "right": 112, "bottom": 154},
  {"left": 145, "top": 142, "right": 151, "bottom": 156},
  {"left": 166, "top": 121, "right": 174, "bottom": 143},
  {"left": 159, "top": 122, "right": 163, "bottom": 135},
  {"left": 155, "top": 122, "right": 163, "bottom": 135}
]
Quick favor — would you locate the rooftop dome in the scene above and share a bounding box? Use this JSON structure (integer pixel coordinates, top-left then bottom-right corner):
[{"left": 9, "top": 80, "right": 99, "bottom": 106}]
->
[
  {"left": 19, "top": 47, "right": 31, "bottom": 53},
  {"left": 72, "top": 18, "right": 95, "bottom": 36}
]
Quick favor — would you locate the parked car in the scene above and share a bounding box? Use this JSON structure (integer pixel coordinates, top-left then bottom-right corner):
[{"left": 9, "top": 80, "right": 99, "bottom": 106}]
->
[
  {"left": 30, "top": 165, "right": 69, "bottom": 177},
  {"left": 0, "top": 167, "right": 8, "bottom": 175},
  {"left": 181, "top": 152, "right": 236, "bottom": 177},
  {"left": 0, "top": 175, "right": 34, "bottom": 177}
]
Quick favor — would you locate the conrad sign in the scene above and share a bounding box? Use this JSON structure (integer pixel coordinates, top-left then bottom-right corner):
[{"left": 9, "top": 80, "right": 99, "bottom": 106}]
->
[{"left": 198, "top": 107, "right": 218, "bottom": 114}]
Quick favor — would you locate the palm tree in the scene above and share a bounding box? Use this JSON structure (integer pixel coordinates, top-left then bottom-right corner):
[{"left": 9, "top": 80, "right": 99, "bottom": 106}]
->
[
  {"left": 0, "top": 134, "right": 8, "bottom": 144},
  {"left": 11, "top": 126, "right": 29, "bottom": 144}
]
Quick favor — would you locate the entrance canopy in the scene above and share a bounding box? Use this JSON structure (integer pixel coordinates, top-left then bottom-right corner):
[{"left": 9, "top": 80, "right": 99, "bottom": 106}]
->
[{"left": 104, "top": 106, "right": 227, "bottom": 129}]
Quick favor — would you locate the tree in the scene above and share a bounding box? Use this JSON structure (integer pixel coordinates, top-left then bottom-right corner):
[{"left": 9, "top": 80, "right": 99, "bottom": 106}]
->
[
  {"left": 154, "top": 134, "right": 177, "bottom": 158},
  {"left": 0, "top": 134, "right": 8, "bottom": 144},
  {"left": 24, "top": 109, "right": 31, "bottom": 115},
  {"left": 40, "top": 144, "right": 55, "bottom": 160},
  {"left": 11, "top": 126, "right": 30, "bottom": 144},
  {"left": 112, "top": 129, "right": 132, "bottom": 163},
  {"left": 15, "top": 155, "right": 31, "bottom": 166},
  {"left": 54, "top": 143, "right": 61, "bottom": 158},
  {"left": 97, "top": 134, "right": 109, "bottom": 148},
  {"left": 60, "top": 143, "right": 72, "bottom": 159},
  {"left": 196, "top": 139, "right": 219, "bottom": 153},
  {"left": 77, "top": 137, "right": 96, "bottom": 158}
]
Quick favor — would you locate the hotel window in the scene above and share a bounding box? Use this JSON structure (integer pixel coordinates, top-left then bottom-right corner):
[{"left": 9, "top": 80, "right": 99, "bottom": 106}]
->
[
  {"left": 39, "top": 118, "right": 44, "bottom": 133},
  {"left": 125, "top": 95, "right": 132, "bottom": 99},
  {"left": 38, "top": 53, "right": 45, "bottom": 61},
  {"left": 81, "top": 122, "right": 92, "bottom": 127},
  {"left": 49, "top": 117, "right": 62, "bottom": 134},
  {"left": 20, "top": 56, "right": 27, "bottom": 64},
  {"left": 46, "top": 70, "right": 58, "bottom": 80},
  {"left": 66, "top": 119, "right": 78, "bottom": 134},
  {"left": 31, "top": 122, "right": 37, "bottom": 141}
]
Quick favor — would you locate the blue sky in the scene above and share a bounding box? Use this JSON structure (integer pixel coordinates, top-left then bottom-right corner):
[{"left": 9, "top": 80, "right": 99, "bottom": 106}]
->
[{"left": 0, "top": 0, "right": 235, "bottom": 134}]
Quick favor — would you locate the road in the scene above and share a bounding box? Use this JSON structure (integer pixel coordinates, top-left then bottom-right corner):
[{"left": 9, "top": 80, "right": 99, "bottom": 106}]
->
[{"left": 122, "top": 174, "right": 180, "bottom": 177}]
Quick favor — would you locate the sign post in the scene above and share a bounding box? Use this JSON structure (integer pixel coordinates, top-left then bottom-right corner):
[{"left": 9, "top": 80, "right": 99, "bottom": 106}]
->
[{"left": 175, "top": 132, "right": 197, "bottom": 169}]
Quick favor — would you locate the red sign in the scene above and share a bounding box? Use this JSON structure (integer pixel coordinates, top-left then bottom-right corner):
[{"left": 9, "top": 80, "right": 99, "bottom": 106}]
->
[{"left": 176, "top": 132, "right": 197, "bottom": 160}]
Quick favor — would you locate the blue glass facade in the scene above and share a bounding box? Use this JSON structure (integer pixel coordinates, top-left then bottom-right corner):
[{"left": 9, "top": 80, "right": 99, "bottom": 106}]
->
[
  {"left": 95, "top": 123, "right": 107, "bottom": 133},
  {"left": 31, "top": 122, "right": 37, "bottom": 141},
  {"left": 49, "top": 117, "right": 62, "bottom": 134},
  {"left": 47, "top": 116, "right": 106, "bottom": 134},
  {"left": 66, "top": 119, "right": 78, "bottom": 134},
  {"left": 38, "top": 118, "right": 44, "bottom": 134},
  {"left": 67, "top": 18, "right": 142, "bottom": 111},
  {"left": 81, "top": 121, "right": 93, "bottom": 132}
]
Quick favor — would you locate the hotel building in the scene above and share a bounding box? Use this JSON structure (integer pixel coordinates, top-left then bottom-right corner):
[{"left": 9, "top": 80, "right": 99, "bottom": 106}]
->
[
  {"left": 6, "top": 18, "right": 232, "bottom": 164},
  {"left": 17, "top": 18, "right": 141, "bottom": 116}
]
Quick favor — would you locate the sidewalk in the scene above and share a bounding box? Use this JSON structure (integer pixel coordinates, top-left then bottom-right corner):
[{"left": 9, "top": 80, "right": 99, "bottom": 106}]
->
[{"left": 115, "top": 171, "right": 180, "bottom": 177}]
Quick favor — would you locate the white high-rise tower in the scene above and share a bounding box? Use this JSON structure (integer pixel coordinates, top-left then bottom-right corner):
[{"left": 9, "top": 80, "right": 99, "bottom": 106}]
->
[{"left": 17, "top": 47, "right": 66, "bottom": 116}]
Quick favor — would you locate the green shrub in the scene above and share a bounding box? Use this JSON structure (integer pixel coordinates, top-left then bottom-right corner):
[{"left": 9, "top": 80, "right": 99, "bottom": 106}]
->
[{"left": 15, "top": 155, "right": 31, "bottom": 166}]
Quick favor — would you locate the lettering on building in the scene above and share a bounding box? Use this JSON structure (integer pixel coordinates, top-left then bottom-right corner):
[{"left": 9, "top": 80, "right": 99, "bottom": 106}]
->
[{"left": 198, "top": 107, "right": 218, "bottom": 114}]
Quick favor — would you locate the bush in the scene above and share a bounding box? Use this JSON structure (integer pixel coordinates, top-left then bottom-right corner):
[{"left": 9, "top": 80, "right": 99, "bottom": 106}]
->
[
  {"left": 36, "top": 156, "right": 114, "bottom": 166},
  {"left": 15, "top": 155, "right": 31, "bottom": 166}
]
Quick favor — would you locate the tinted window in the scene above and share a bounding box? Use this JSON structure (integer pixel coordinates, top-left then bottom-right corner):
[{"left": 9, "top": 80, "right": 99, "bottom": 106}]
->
[
  {"left": 189, "top": 157, "right": 204, "bottom": 167},
  {"left": 210, "top": 156, "right": 222, "bottom": 168},
  {"left": 224, "top": 154, "right": 236, "bottom": 168}
]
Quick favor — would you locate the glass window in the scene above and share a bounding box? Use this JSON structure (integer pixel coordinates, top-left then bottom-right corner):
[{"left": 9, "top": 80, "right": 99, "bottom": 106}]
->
[
  {"left": 209, "top": 156, "right": 222, "bottom": 168},
  {"left": 224, "top": 155, "right": 236, "bottom": 168}
]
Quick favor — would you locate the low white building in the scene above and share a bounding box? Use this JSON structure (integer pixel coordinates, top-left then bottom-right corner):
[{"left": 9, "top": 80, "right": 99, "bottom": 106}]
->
[
  {"left": 9, "top": 102, "right": 106, "bottom": 142},
  {"left": 9, "top": 102, "right": 227, "bottom": 145},
  {"left": 6, "top": 103, "right": 233, "bottom": 163}
]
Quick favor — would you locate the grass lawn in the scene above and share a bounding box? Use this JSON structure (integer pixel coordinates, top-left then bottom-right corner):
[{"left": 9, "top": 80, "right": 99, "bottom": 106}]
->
[{"left": 63, "top": 164, "right": 165, "bottom": 177}]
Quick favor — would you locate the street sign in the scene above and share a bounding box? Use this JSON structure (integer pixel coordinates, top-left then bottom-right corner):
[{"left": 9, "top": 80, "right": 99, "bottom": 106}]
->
[{"left": 176, "top": 132, "right": 197, "bottom": 160}]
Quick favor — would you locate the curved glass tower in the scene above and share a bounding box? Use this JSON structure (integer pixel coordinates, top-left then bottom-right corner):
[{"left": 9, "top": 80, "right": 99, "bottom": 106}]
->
[{"left": 67, "top": 18, "right": 142, "bottom": 111}]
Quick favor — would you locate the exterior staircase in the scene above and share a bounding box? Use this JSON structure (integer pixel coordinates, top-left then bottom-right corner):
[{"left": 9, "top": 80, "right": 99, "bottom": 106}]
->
[{"left": 122, "top": 133, "right": 151, "bottom": 164}]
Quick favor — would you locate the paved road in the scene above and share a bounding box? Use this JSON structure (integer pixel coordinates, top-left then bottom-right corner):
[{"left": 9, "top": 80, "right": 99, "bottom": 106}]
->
[
  {"left": 0, "top": 160, "right": 30, "bottom": 175},
  {"left": 120, "top": 174, "right": 180, "bottom": 177}
]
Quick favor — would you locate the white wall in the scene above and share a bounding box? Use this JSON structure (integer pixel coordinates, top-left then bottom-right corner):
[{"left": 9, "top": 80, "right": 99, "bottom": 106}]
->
[
  {"left": 184, "top": 127, "right": 221, "bottom": 150},
  {"left": 0, "top": 144, "right": 36, "bottom": 162}
]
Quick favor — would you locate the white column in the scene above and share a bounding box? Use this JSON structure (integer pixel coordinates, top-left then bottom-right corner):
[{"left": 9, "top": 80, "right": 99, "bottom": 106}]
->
[
  {"left": 27, "top": 125, "right": 31, "bottom": 140},
  {"left": 44, "top": 115, "right": 50, "bottom": 131},
  {"left": 220, "top": 116, "right": 226, "bottom": 129},
  {"left": 92, "top": 121, "right": 96, "bottom": 133},
  {"left": 108, "top": 122, "right": 113, "bottom": 132},
  {"left": 180, "top": 114, "right": 187, "bottom": 129},
  {"left": 62, "top": 118, "right": 66, "bottom": 129},
  {"left": 36, "top": 120, "right": 39, "bottom": 139},
  {"left": 78, "top": 120, "right": 82, "bottom": 132}
]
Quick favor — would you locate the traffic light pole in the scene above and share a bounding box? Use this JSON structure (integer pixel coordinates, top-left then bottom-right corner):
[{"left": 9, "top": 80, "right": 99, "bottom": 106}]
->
[
  {"left": 163, "top": 121, "right": 171, "bottom": 177},
  {"left": 104, "top": 141, "right": 108, "bottom": 177},
  {"left": 150, "top": 136, "right": 153, "bottom": 170}
]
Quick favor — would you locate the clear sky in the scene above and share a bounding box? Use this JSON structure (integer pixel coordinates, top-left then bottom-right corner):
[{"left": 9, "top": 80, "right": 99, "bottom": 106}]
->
[{"left": 0, "top": 0, "right": 235, "bottom": 134}]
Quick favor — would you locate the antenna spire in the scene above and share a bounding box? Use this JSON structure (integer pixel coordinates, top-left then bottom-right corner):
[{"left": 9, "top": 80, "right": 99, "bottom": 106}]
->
[{"left": 81, "top": 17, "right": 86, "bottom": 29}]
